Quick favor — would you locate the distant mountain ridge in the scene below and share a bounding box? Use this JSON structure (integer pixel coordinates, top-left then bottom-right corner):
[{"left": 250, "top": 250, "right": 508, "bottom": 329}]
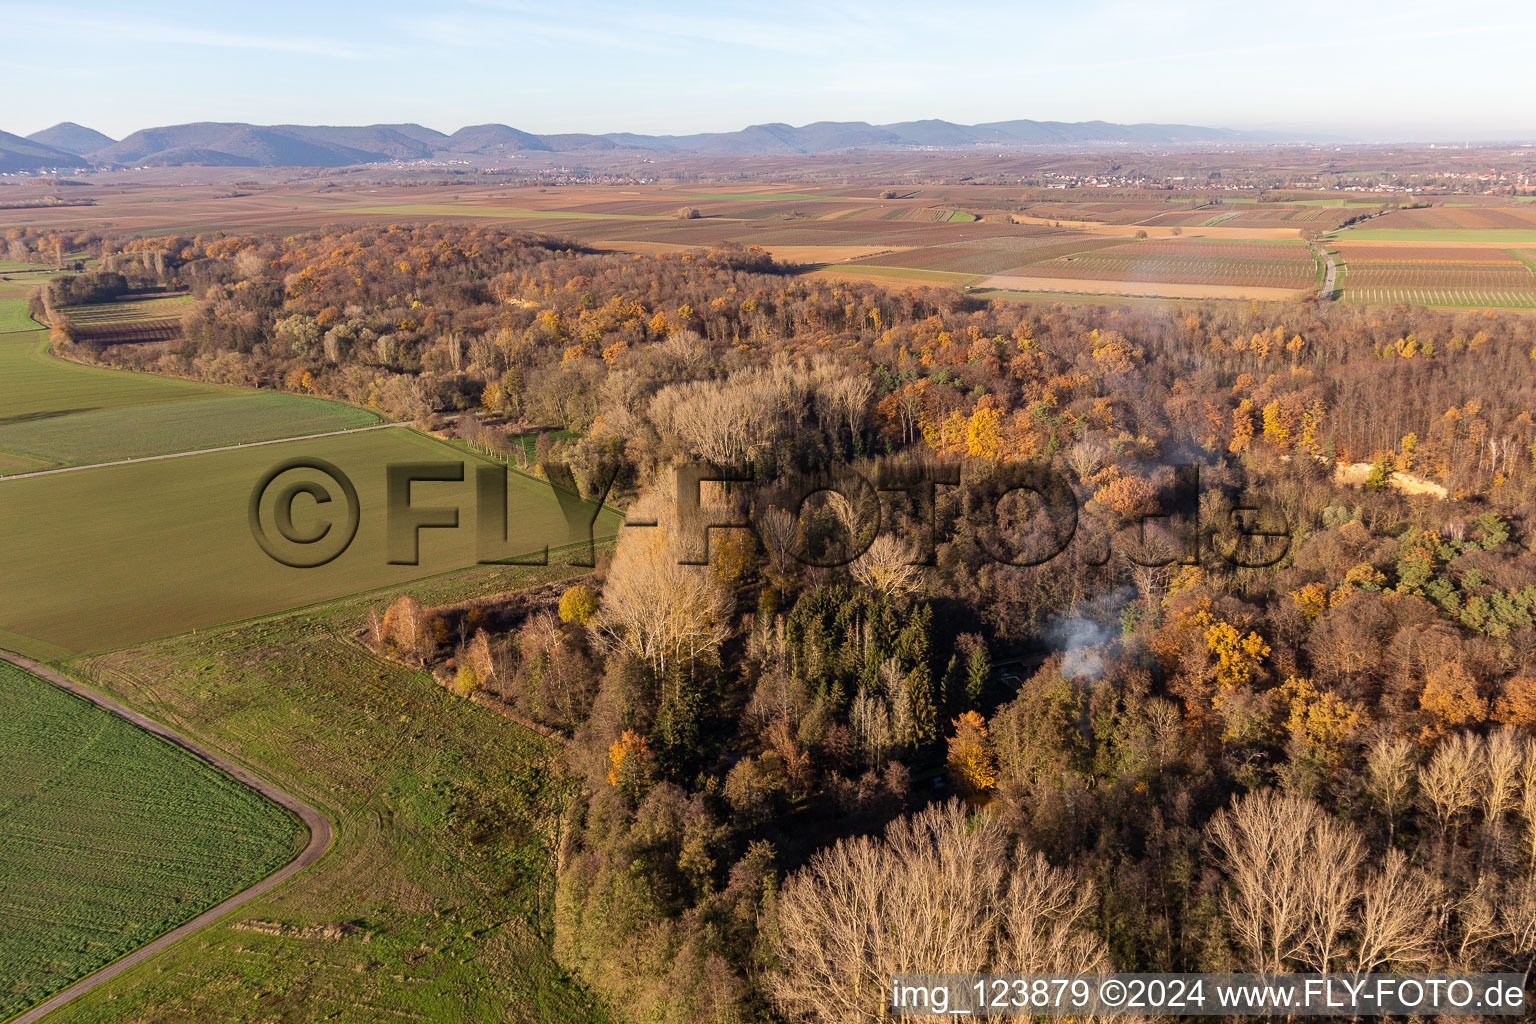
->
[
  {"left": 0, "top": 129, "right": 85, "bottom": 172},
  {"left": 6, "top": 117, "right": 1306, "bottom": 169},
  {"left": 25, "top": 122, "right": 115, "bottom": 158}
]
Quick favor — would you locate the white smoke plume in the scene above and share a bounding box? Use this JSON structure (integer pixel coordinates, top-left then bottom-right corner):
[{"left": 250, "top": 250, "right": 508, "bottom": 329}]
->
[{"left": 1043, "top": 587, "right": 1136, "bottom": 679}]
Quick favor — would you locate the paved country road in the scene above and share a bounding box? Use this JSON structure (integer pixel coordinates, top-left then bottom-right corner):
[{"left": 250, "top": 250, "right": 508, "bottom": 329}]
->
[
  {"left": 0, "top": 421, "right": 406, "bottom": 483},
  {"left": 1321, "top": 247, "right": 1339, "bottom": 299},
  {"left": 0, "top": 651, "right": 333, "bottom": 1024}
]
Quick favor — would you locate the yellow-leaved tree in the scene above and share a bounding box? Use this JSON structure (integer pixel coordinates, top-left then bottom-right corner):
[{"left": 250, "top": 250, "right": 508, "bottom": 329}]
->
[
  {"left": 558, "top": 583, "right": 598, "bottom": 625},
  {"left": 607, "top": 729, "right": 654, "bottom": 802},
  {"left": 946, "top": 710, "right": 998, "bottom": 801}
]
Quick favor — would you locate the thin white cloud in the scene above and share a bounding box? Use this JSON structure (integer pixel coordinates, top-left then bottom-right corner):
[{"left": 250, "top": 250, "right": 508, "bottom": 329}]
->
[
  {"left": 145, "top": 25, "right": 381, "bottom": 59},
  {"left": 0, "top": 6, "right": 383, "bottom": 59}
]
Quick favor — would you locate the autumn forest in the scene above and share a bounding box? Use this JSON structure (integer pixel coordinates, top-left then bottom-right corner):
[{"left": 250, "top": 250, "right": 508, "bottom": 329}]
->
[{"left": 15, "top": 218, "right": 1536, "bottom": 1022}]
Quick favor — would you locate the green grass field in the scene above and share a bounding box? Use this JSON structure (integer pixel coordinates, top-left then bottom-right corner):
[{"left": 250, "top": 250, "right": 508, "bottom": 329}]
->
[
  {"left": 0, "top": 324, "right": 223, "bottom": 419},
  {"left": 42, "top": 582, "right": 608, "bottom": 1024},
  {"left": 0, "top": 391, "right": 379, "bottom": 468},
  {"left": 0, "top": 661, "right": 304, "bottom": 1019},
  {"left": 506, "top": 428, "right": 581, "bottom": 461},
  {"left": 0, "top": 296, "right": 40, "bottom": 332},
  {"left": 0, "top": 450, "right": 52, "bottom": 475},
  {"left": 0, "top": 296, "right": 381, "bottom": 469},
  {"left": 0, "top": 427, "right": 616, "bottom": 658}
]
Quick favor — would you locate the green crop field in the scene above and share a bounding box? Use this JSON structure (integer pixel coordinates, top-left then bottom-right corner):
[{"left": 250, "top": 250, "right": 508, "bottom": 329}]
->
[
  {"left": 0, "top": 391, "right": 379, "bottom": 468},
  {"left": 0, "top": 296, "right": 39, "bottom": 332},
  {"left": 0, "top": 427, "right": 617, "bottom": 658},
  {"left": 0, "top": 311, "right": 222, "bottom": 418},
  {"left": 41, "top": 582, "right": 606, "bottom": 1024},
  {"left": 0, "top": 661, "right": 303, "bottom": 1019},
  {"left": 0, "top": 297, "right": 380, "bottom": 469}
]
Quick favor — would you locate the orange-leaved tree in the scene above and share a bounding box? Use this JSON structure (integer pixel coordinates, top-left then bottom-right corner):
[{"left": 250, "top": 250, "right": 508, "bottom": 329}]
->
[{"left": 946, "top": 710, "right": 998, "bottom": 801}]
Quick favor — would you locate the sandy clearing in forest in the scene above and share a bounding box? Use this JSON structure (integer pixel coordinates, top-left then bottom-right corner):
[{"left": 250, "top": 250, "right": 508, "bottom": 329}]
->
[
  {"left": 973, "top": 274, "right": 1306, "bottom": 301},
  {"left": 1007, "top": 215, "right": 1303, "bottom": 240},
  {"left": 1332, "top": 462, "right": 1449, "bottom": 498}
]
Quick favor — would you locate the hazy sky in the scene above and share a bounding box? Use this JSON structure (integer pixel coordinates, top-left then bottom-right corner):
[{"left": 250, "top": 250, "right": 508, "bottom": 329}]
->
[{"left": 8, "top": 0, "right": 1534, "bottom": 142}]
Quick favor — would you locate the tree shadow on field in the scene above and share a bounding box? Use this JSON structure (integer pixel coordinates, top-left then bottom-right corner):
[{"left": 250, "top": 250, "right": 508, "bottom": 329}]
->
[{"left": 0, "top": 407, "right": 98, "bottom": 426}]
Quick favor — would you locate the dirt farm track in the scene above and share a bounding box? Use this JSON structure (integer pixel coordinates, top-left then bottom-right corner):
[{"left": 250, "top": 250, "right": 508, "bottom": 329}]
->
[{"left": 0, "top": 651, "right": 333, "bottom": 1024}]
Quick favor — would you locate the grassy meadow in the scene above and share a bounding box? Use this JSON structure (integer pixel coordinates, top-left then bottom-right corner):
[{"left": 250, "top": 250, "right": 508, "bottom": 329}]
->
[
  {"left": 0, "top": 661, "right": 304, "bottom": 1019},
  {"left": 40, "top": 580, "right": 607, "bottom": 1024}
]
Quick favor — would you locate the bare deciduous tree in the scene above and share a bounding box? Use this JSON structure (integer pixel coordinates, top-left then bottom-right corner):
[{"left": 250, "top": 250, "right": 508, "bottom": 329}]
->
[
  {"left": 1353, "top": 848, "right": 1440, "bottom": 974},
  {"left": 1299, "top": 811, "right": 1365, "bottom": 972},
  {"left": 757, "top": 504, "right": 800, "bottom": 578},
  {"left": 1211, "top": 788, "right": 1451, "bottom": 975},
  {"left": 1500, "top": 877, "right": 1536, "bottom": 983},
  {"left": 649, "top": 378, "right": 770, "bottom": 466},
  {"left": 1448, "top": 883, "right": 1506, "bottom": 970},
  {"left": 464, "top": 628, "right": 496, "bottom": 683},
  {"left": 996, "top": 850, "right": 1111, "bottom": 976},
  {"left": 384, "top": 594, "right": 432, "bottom": 666},
  {"left": 1520, "top": 747, "right": 1536, "bottom": 870},
  {"left": 593, "top": 487, "right": 733, "bottom": 676},
  {"left": 1365, "top": 734, "right": 1418, "bottom": 839},
  {"left": 850, "top": 684, "right": 895, "bottom": 770},
  {"left": 1483, "top": 727, "right": 1526, "bottom": 860},
  {"left": 850, "top": 533, "right": 924, "bottom": 602},
  {"left": 772, "top": 801, "right": 1107, "bottom": 1024},
  {"left": 1208, "top": 790, "right": 1362, "bottom": 972},
  {"left": 1065, "top": 439, "right": 1108, "bottom": 480},
  {"left": 1421, "top": 732, "right": 1485, "bottom": 843}
]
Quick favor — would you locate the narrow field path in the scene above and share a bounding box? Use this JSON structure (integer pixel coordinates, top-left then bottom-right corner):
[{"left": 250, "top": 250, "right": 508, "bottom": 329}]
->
[
  {"left": 0, "top": 650, "right": 333, "bottom": 1024},
  {"left": 1321, "top": 247, "right": 1339, "bottom": 298},
  {"left": 0, "top": 421, "right": 405, "bottom": 482}
]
